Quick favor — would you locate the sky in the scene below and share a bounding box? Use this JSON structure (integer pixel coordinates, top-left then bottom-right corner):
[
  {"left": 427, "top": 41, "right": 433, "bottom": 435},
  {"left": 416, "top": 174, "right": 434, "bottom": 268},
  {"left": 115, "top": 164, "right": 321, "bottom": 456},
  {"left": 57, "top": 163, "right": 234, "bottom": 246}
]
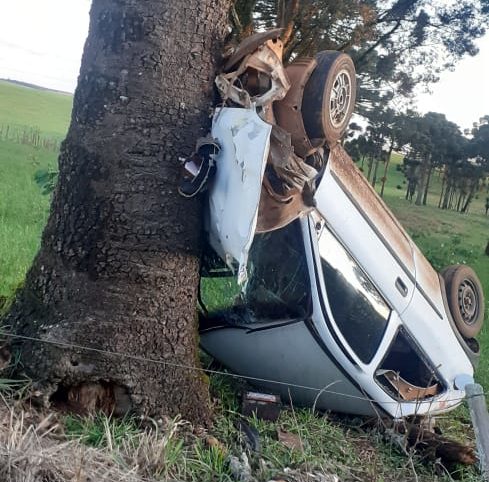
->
[{"left": 1, "top": 0, "right": 488, "bottom": 132}]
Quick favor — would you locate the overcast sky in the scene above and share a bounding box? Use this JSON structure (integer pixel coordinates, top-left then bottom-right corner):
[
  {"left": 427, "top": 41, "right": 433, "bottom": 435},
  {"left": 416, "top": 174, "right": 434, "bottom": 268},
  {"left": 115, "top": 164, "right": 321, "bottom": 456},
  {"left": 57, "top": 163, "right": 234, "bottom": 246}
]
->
[{"left": 1, "top": 0, "right": 488, "bottom": 132}]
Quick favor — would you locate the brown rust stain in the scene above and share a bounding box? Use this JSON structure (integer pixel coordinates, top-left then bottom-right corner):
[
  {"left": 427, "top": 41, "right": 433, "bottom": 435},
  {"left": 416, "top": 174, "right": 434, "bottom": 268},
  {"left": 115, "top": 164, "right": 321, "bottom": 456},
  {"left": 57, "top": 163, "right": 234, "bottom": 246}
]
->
[
  {"left": 224, "top": 28, "right": 284, "bottom": 72},
  {"left": 256, "top": 177, "right": 310, "bottom": 233},
  {"left": 382, "top": 370, "right": 439, "bottom": 401},
  {"left": 329, "top": 145, "right": 444, "bottom": 308},
  {"left": 411, "top": 242, "right": 445, "bottom": 310},
  {"left": 274, "top": 57, "right": 319, "bottom": 157},
  {"left": 328, "top": 145, "right": 415, "bottom": 273}
]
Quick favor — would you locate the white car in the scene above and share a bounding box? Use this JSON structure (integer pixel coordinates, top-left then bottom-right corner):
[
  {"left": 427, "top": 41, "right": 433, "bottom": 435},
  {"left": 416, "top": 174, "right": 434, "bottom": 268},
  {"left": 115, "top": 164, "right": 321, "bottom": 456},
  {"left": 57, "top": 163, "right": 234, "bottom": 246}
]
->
[{"left": 190, "top": 32, "right": 484, "bottom": 419}]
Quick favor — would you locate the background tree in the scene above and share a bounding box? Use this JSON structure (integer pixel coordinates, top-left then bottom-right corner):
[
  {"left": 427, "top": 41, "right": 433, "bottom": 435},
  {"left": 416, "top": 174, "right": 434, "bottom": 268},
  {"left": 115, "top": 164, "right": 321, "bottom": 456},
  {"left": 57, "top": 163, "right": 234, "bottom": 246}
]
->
[
  {"left": 234, "top": 0, "right": 489, "bottom": 113},
  {"left": 3, "top": 0, "right": 231, "bottom": 423}
]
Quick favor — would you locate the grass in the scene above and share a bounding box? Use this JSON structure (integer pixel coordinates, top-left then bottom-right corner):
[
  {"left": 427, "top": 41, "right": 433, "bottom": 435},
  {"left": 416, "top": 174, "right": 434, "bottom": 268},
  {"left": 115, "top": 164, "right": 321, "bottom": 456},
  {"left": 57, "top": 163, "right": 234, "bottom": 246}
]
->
[
  {"left": 0, "top": 80, "right": 488, "bottom": 480},
  {"left": 207, "top": 376, "right": 482, "bottom": 481},
  {"left": 0, "top": 80, "right": 72, "bottom": 140},
  {"left": 64, "top": 413, "right": 141, "bottom": 448},
  {"left": 0, "top": 139, "right": 59, "bottom": 298},
  {"left": 0, "top": 80, "right": 72, "bottom": 299},
  {"left": 379, "top": 154, "right": 489, "bottom": 388}
]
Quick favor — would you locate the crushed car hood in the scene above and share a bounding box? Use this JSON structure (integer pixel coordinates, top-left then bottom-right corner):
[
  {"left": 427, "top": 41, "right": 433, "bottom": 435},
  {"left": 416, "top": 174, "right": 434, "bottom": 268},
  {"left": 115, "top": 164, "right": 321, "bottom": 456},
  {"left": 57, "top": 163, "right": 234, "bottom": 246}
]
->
[{"left": 207, "top": 107, "right": 272, "bottom": 284}]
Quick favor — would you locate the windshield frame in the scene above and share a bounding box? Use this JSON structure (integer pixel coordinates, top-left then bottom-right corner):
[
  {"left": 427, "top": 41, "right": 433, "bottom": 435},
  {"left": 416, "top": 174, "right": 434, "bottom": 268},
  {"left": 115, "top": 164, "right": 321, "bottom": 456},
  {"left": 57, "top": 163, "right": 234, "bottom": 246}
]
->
[{"left": 311, "top": 214, "right": 392, "bottom": 365}]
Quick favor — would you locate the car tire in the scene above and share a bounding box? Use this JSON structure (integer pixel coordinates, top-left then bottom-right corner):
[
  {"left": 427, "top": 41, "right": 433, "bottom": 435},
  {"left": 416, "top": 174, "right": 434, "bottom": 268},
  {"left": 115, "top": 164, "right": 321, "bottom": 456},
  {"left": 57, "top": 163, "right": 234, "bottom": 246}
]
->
[
  {"left": 301, "top": 51, "right": 356, "bottom": 145},
  {"left": 442, "top": 265, "right": 485, "bottom": 338}
]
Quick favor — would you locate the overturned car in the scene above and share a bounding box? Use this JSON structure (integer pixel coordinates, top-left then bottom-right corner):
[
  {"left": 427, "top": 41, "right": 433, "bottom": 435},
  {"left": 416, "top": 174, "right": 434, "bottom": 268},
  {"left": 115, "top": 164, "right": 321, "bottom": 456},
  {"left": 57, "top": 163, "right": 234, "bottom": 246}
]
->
[{"left": 183, "top": 30, "right": 485, "bottom": 419}]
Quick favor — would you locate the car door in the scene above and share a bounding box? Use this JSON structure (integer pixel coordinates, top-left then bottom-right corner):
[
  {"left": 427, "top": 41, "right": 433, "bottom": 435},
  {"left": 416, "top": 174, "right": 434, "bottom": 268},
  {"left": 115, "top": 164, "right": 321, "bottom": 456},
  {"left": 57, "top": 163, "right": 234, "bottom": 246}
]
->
[{"left": 314, "top": 145, "right": 416, "bottom": 315}]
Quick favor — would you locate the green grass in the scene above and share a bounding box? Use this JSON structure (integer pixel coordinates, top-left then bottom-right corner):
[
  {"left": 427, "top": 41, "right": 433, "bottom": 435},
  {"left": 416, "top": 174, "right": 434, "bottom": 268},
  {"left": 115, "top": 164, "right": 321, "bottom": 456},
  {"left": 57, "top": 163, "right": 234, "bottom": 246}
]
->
[
  {"left": 0, "top": 80, "right": 72, "bottom": 298},
  {"left": 0, "top": 80, "right": 72, "bottom": 140},
  {"left": 0, "top": 140, "right": 59, "bottom": 298},
  {"left": 64, "top": 412, "right": 141, "bottom": 448},
  {"left": 379, "top": 154, "right": 489, "bottom": 390},
  {"left": 208, "top": 376, "right": 480, "bottom": 482},
  {"left": 1, "top": 80, "right": 488, "bottom": 480}
]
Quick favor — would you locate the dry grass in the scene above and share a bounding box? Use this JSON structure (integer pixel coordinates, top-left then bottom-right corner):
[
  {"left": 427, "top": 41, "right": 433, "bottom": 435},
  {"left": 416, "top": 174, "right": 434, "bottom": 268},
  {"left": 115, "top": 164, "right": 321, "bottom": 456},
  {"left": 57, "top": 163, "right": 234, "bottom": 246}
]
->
[{"left": 0, "top": 403, "right": 188, "bottom": 482}]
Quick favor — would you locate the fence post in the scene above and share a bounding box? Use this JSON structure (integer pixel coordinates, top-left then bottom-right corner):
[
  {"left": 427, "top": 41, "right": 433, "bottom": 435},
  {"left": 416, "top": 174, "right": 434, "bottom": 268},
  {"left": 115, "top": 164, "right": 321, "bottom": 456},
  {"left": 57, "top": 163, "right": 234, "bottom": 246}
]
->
[{"left": 466, "top": 383, "right": 489, "bottom": 481}]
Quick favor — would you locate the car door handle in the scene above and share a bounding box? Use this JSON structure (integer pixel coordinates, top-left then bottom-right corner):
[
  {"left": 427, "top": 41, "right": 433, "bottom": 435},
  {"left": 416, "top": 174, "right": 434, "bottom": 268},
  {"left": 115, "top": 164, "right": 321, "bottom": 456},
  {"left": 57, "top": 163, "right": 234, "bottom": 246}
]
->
[{"left": 395, "top": 277, "right": 408, "bottom": 297}]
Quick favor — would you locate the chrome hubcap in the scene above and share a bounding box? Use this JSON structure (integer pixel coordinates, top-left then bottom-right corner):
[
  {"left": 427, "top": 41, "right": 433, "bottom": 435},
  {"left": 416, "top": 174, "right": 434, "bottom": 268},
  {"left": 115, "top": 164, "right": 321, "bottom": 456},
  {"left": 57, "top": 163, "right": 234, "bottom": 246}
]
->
[{"left": 330, "top": 70, "right": 352, "bottom": 128}]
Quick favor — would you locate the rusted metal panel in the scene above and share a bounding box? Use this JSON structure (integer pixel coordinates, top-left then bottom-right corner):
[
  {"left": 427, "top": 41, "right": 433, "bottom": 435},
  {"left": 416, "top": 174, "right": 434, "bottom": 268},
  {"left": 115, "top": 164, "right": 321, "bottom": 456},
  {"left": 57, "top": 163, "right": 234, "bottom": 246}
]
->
[
  {"left": 224, "top": 29, "right": 284, "bottom": 72},
  {"left": 380, "top": 370, "right": 439, "bottom": 401},
  {"left": 274, "top": 57, "right": 320, "bottom": 158},
  {"left": 327, "top": 144, "right": 415, "bottom": 274},
  {"left": 216, "top": 32, "right": 290, "bottom": 108},
  {"left": 411, "top": 242, "right": 446, "bottom": 315},
  {"left": 255, "top": 178, "right": 310, "bottom": 233}
]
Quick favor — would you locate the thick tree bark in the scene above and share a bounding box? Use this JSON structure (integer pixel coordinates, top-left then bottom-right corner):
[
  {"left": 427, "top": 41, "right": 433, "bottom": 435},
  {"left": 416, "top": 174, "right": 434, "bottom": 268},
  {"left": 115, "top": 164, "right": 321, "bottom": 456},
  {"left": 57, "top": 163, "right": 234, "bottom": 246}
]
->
[{"left": 3, "top": 0, "right": 230, "bottom": 424}]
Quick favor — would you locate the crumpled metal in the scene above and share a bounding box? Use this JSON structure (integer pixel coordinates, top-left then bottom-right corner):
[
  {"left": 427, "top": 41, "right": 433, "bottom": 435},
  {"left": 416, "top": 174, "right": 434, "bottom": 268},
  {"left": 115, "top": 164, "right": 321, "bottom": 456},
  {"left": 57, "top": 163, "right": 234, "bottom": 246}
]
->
[{"left": 215, "top": 40, "right": 290, "bottom": 108}]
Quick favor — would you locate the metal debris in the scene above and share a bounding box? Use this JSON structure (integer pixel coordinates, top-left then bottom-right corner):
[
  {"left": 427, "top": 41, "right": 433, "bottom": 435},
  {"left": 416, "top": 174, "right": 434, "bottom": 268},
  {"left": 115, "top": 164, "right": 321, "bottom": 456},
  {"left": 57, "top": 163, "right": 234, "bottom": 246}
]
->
[{"left": 178, "top": 136, "right": 220, "bottom": 198}]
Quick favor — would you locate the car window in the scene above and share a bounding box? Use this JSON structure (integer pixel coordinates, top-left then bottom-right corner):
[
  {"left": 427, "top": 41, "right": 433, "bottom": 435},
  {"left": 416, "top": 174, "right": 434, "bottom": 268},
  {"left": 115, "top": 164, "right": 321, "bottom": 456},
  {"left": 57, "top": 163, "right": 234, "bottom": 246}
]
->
[
  {"left": 317, "top": 227, "right": 390, "bottom": 363},
  {"left": 375, "top": 327, "right": 441, "bottom": 400},
  {"left": 200, "top": 220, "right": 311, "bottom": 321}
]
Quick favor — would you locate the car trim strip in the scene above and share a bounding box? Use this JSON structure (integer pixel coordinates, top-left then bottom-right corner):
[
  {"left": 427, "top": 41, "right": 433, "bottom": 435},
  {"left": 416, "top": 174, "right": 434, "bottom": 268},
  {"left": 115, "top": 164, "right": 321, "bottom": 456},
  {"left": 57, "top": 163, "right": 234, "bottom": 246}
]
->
[
  {"left": 307, "top": 228, "right": 359, "bottom": 367},
  {"left": 415, "top": 282, "right": 444, "bottom": 319}
]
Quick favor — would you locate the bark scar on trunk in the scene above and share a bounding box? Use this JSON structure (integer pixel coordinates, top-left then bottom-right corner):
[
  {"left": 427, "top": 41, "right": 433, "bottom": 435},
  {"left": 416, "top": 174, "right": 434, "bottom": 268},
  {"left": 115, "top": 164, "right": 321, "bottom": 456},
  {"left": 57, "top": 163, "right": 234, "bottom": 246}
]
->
[{"left": 51, "top": 381, "right": 132, "bottom": 416}]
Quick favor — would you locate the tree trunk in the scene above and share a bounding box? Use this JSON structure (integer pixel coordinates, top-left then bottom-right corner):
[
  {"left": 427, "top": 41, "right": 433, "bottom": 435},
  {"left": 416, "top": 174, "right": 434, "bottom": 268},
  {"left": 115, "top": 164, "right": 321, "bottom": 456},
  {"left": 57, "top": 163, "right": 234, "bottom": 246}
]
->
[
  {"left": 456, "top": 192, "right": 464, "bottom": 212},
  {"left": 462, "top": 181, "right": 477, "bottom": 213},
  {"left": 380, "top": 141, "right": 394, "bottom": 198},
  {"left": 438, "top": 170, "right": 446, "bottom": 208},
  {"left": 415, "top": 158, "right": 430, "bottom": 206},
  {"left": 277, "top": 0, "right": 300, "bottom": 46},
  {"left": 422, "top": 165, "right": 433, "bottom": 205},
  {"left": 442, "top": 181, "right": 450, "bottom": 209},
  {"left": 449, "top": 186, "right": 456, "bottom": 210},
  {"left": 366, "top": 155, "right": 374, "bottom": 181},
  {"left": 371, "top": 156, "right": 380, "bottom": 188},
  {"left": 3, "top": 0, "right": 231, "bottom": 424},
  {"left": 234, "top": 0, "right": 256, "bottom": 38}
]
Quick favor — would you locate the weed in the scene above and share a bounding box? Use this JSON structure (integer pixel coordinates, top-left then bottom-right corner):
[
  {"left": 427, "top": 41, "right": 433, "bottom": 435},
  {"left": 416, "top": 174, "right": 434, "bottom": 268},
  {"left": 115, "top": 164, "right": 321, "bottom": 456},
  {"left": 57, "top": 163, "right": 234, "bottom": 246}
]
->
[
  {"left": 34, "top": 167, "right": 58, "bottom": 195},
  {"left": 64, "top": 413, "right": 140, "bottom": 448},
  {"left": 188, "top": 440, "right": 233, "bottom": 482}
]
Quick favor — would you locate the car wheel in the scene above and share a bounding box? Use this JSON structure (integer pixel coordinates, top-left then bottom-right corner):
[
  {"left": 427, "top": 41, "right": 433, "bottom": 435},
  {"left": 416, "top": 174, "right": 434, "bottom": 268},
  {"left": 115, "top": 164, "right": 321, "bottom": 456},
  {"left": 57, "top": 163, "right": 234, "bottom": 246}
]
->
[
  {"left": 442, "top": 265, "right": 485, "bottom": 338},
  {"left": 301, "top": 51, "right": 356, "bottom": 145}
]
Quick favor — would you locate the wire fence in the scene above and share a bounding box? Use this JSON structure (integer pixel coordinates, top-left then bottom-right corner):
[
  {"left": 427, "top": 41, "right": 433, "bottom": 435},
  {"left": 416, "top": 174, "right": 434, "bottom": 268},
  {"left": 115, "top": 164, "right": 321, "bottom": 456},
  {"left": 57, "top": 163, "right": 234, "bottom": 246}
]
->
[
  {"left": 3, "top": 331, "right": 479, "bottom": 408},
  {"left": 0, "top": 123, "right": 61, "bottom": 151}
]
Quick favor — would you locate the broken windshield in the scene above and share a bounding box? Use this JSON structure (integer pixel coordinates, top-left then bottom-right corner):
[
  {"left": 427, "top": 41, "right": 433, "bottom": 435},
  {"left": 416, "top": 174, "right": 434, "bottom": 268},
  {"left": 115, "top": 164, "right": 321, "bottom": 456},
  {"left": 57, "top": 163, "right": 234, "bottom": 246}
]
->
[
  {"left": 200, "top": 219, "right": 311, "bottom": 322},
  {"left": 244, "top": 219, "right": 311, "bottom": 319}
]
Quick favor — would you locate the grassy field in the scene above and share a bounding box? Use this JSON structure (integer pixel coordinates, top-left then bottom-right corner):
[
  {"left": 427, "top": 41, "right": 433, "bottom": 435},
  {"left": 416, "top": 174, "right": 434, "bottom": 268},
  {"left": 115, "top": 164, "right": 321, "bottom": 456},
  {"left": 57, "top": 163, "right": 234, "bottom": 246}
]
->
[
  {"left": 0, "top": 80, "right": 72, "bottom": 140},
  {"left": 0, "top": 80, "right": 488, "bottom": 480},
  {"left": 0, "top": 79, "right": 488, "bottom": 370},
  {"left": 378, "top": 154, "right": 489, "bottom": 387},
  {"left": 0, "top": 81, "right": 72, "bottom": 299}
]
